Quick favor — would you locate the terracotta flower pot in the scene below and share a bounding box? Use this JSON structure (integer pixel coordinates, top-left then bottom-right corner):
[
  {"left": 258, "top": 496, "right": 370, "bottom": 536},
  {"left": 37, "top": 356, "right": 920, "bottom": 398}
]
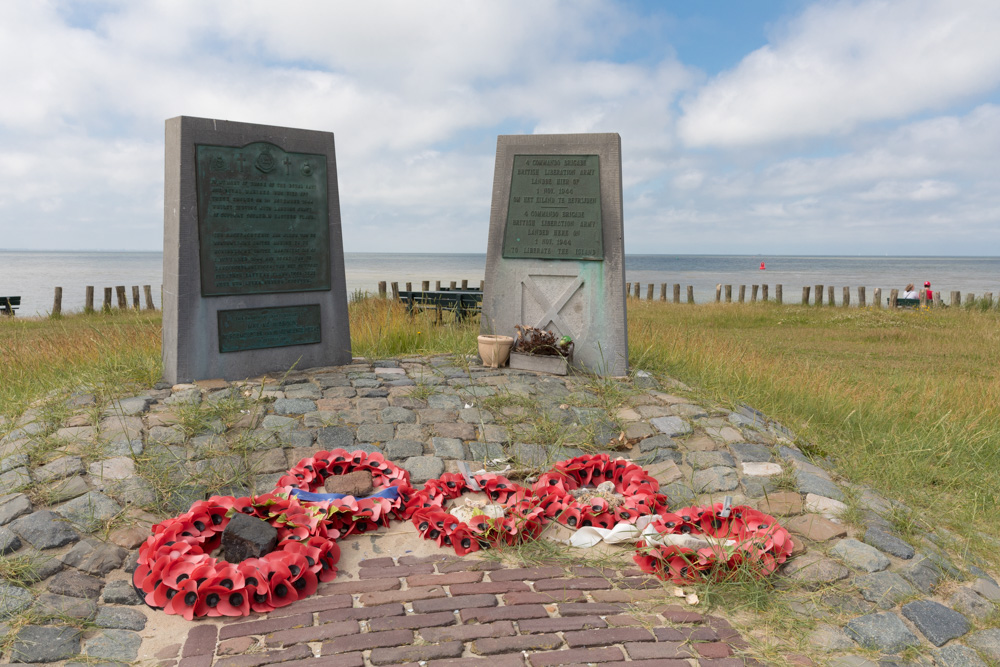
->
[{"left": 478, "top": 335, "right": 514, "bottom": 368}]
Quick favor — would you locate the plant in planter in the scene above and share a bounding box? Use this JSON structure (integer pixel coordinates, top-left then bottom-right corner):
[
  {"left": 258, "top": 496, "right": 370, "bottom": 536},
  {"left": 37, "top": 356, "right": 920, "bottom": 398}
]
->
[{"left": 509, "top": 325, "right": 574, "bottom": 375}]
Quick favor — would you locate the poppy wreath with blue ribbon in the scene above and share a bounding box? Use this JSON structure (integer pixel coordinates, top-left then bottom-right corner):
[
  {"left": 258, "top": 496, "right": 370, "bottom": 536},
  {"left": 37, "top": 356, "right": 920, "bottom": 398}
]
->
[
  {"left": 133, "top": 492, "right": 340, "bottom": 620},
  {"left": 633, "top": 502, "right": 794, "bottom": 583},
  {"left": 529, "top": 454, "right": 669, "bottom": 530},
  {"left": 405, "top": 471, "right": 548, "bottom": 556},
  {"left": 275, "top": 449, "right": 415, "bottom": 538}
]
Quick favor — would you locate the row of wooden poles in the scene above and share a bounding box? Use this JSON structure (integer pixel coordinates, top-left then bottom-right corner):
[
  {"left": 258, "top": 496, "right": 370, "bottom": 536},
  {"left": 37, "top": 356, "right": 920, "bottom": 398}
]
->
[
  {"left": 625, "top": 282, "right": 998, "bottom": 308},
  {"left": 377, "top": 280, "right": 485, "bottom": 299},
  {"left": 50, "top": 285, "right": 158, "bottom": 316}
]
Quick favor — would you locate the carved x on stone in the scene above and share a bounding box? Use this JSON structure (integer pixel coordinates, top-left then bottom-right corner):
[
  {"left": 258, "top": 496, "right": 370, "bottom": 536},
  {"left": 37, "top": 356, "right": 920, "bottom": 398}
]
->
[{"left": 521, "top": 274, "right": 585, "bottom": 338}]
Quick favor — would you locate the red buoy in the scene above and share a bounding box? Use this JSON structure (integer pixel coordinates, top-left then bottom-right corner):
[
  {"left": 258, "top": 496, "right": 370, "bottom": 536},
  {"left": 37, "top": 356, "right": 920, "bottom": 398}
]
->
[{"left": 760, "top": 261, "right": 766, "bottom": 270}]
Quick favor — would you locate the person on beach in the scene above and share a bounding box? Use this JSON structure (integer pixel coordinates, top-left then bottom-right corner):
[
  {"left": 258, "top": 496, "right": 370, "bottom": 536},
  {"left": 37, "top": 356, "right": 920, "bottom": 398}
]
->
[
  {"left": 923, "top": 281, "right": 934, "bottom": 301},
  {"left": 901, "top": 283, "right": 918, "bottom": 299}
]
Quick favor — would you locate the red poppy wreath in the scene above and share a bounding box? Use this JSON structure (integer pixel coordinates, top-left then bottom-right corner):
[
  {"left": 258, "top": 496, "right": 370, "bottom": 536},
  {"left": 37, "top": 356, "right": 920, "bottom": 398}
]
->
[{"left": 633, "top": 502, "right": 794, "bottom": 583}]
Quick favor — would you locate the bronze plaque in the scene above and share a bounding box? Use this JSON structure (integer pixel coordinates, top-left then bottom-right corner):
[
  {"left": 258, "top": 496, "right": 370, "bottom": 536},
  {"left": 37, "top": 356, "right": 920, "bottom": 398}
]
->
[
  {"left": 502, "top": 154, "right": 603, "bottom": 260},
  {"left": 218, "top": 305, "right": 322, "bottom": 353},
  {"left": 196, "top": 142, "right": 331, "bottom": 296}
]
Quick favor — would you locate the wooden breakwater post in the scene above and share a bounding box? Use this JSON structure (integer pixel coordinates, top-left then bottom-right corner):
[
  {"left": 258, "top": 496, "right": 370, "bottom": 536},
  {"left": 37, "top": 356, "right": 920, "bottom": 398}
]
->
[
  {"left": 102, "top": 288, "right": 112, "bottom": 312},
  {"left": 966, "top": 292, "right": 974, "bottom": 307},
  {"left": 802, "top": 286, "right": 810, "bottom": 305},
  {"left": 480, "top": 280, "right": 485, "bottom": 291},
  {"left": 633, "top": 282, "right": 641, "bottom": 299},
  {"left": 461, "top": 279, "right": 469, "bottom": 289},
  {"left": 843, "top": 286, "right": 850, "bottom": 307},
  {"left": 660, "top": 283, "right": 667, "bottom": 301},
  {"left": 775, "top": 284, "right": 782, "bottom": 304},
  {"left": 625, "top": 282, "right": 631, "bottom": 297},
  {"left": 873, "top": 288, "right": 881, "bottom": 308},
  {"left": 725, "top": 285, "right": 732, "bottom": 303},
  {"left": 984, "top": 292, "right": 994, "bottom": 308},
  {"left": 951, "top": 291, "right": 961, "bottom": 307},
  {"left": 920, "top": 290, "right": 928, "bottom": 307},
  {"left": 751, "top": 285, "right": 759, "bottom": 302},
  {"left": 858, "top": 286, "right": 866, "bottom": 307},
  {"left": 115, "top": 286, "right": 128, "bottom": 310},
  {"left": 52, "top": 287, "right": 62, "bottom": 316},
  {"left": 762, "top": 284, "right": 769, "bottom": 301},
  {"left": 144, "top": 285, "right": 155, "bottom": 310},
  {"left": 131, "top": 286, "right": 140, "bottom": 309},
  {"left": 85, "top": 286, "right": 95, "bottom": 313},
  {"left": 422, "top": 280, "right": 430, "bottom": 292},
  {"left": 827, "top": 286, "right": 835, "bottom": 306},
  {"left": 815, "top": 285, "right": 823, "bottom": 306},
  {"left": 715, "top": 284, "right": 722, "bottom": 302},
  {"left": 673, "top": 284, "right": 681, "bottom": 303},
  {"left": 646, "top": 283, "right": 654, "bottom": 300},
  {"left": 738, "top": 285, "right": 746, "bottom": 303},
  {"left": 889, "top": 289, "right": 898, "bottom": 308},
  {"left": 378, "top": 281, "right": 387, "bottom": 298},
  {"left": 686, "top": 285, "right": 694, "bottom": 304},
  {"left": 391, "top": 282, "right": 400, "bottom": 300}
]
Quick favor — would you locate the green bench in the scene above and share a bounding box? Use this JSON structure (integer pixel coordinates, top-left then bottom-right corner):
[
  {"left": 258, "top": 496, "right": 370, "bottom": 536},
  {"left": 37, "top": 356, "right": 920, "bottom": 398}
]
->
[
  {"left": 399, "top": 289, "right": 482, "bottom": 321},
  {"left": 889, "top": 297, "right": 921, "bottom": 307},
  {"left": 1, "top": 296, "right": 20, "bottom": 316}
]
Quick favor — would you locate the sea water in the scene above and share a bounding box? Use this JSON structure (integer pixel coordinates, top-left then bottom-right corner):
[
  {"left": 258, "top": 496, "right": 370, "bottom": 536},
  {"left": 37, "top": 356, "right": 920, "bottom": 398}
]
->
[{"left": 1, "top": 250, "right": 998, "bottom": 315}]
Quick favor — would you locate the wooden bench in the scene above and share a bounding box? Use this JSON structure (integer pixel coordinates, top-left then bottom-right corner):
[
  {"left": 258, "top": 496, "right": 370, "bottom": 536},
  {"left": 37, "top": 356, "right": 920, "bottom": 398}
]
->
[
  {"left": 888, "top": 297, "right": 921, "bottom": 308},
  {"left": 1, "top": 296, "right": 20, "bottom": 316},
  {"left": 399, "top": 289, "right": 482, "bottom": 321}
]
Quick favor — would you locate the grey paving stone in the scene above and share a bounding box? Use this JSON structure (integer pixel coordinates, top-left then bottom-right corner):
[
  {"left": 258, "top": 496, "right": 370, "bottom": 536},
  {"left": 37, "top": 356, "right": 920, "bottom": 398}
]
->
[
  {"left": 273, "top": 398, "right": 317, "bottom": 415},
  {"left": 94, "top": 606, "right": 147, "bottom": 631},
  {"left": 105, "top": 477, "right": 157, "bottom": 507},
  {"left": 741, "top": 475, "right": 778, "bottom": 498},
  {"left": 691, "top": 466, "right": 739, "bottom": 493},
  {"left": 427, "top": 394, "right": 463, "bottom": 410},
  {"left": 85, "top": 628, "right": 142, "bottom": 662},
  {"left": 964, "top": 629, "right": 1000, "bottom": 662},
  {"left": 0, "top": 466, "right": 31, "bottom": 493},
  {"left": 359, "top": 387, "right": 389, "bottom": 398},
  {"left": 864, "top": 526, "right": 915, "bottom": 559},
  {"left": 855, "top": 571, "right": 917, "bottom": 609},
  {"left": 901, "top": 556, "right": 944, "bottom": 594},
  {"left": 381, "top": 407, "right": 417, "bottom": 424},
  {"left": 260, "top": 415, "right": 298, "bottom": 432},
  {"left": 845, "top": 612, "right": 920, "bottom": 654},
  {"left": 827, "top": 656, "right": 878, "bottom": 667},
  {"left": 794, "top": 470, "right": 844, "bottom": 501},
  {"left": 469, "top": 442, "right": 505, "bottom": 461},
  {"left": 47, "top": 569, "right": 104, "bottom": 599},
  {"left": 101, "top": 580, "right": 142, "bottom": 605},
  {"left": 33, "top": 592, "right": 97, "bottom": 619},
  {"left": 728, "top": 442, "right": 773, "bottom": 462},
  {"left": 10, "top": 625, "right": 81, "bottom": 663},
  {"left": 385, "top": 439, "right": 424, "bottom": 459},
  {"left": 356, "top": 423, "right": 395, "bottom": 443},
  {"left": 780, "top": 553, "right": 851, "bottom": 590},
  {"left": 661, "top": 482, "right": 696, "bottom": 507},
  {"left": 432, "top": 437, "right": 466, "bottom": 460},
  {"left": 0, "top": 583, "right": 34, "bottom": 619},
  {"left": 9, "top": 510, "right": 80, "bottom": 549},
  {"left": 686, "top": 451, "right": 735, "bottom": 469},
  {"left": 971, "top": 577, "right": 1000, "bottom": 601},
  {"left": 102, "top": 438, "right": 144, "bottom": 457},
  {"left": 317, "top": 426, "right": 355, "bottom": 450},
  {"left": 110, "top": 397, "right": 151, "bottom": 416},
  {"left": 284, "top": 384, "right": 322, "bottom": 400},
  {"left": 510, "top": 443, "right": 550, "bottom": 467},
  {"left": 0, "top": 525, "right": 21, "bottom": 555},
  {"left": 55, "top": 492, "right": 123, "bottom": 533},
  {"left": 401, "top": 456, "right": 444, "bottom": 485},
  {"left": 832, "top": 538, "right": 891, "bottom": 573},
  {"left": 0, "top": 453, "right": 30, "bottom": 474},
  {"left": 901, "top": 599, "right": 970, "bottom": 646},
  {"left": 60, "top": 539, "right": 127, "bottom": 576},
  {"left": 934, "top": 645, "right": 989, "bottom": 667},
  {"left": 809, "top": 623, "right": 856, "bottom": 650},
  {"left": 459, "top": 408, "right": 494, "bottom": 424},
  {"left": 638, "top": 434, "right": 677, "bottom": 452},
  {"left": 649, "top": 416, "right": 692, "bottom": 437},
  {"left": 0, "top": 491, "right": 29, "bottom": 526},
  {"left": 949, "top": 587, "right": 996, "bottom": 620}
]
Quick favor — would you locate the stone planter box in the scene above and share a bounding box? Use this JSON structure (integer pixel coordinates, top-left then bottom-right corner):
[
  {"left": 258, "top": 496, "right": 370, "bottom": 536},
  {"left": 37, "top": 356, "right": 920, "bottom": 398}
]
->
[{"left": 509, "top": 351, "right": 571, "bottom": 376}]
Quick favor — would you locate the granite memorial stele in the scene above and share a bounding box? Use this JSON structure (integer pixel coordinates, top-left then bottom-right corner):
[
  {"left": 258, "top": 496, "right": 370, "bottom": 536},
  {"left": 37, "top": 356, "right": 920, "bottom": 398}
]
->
[
  {"left": 162, "top": 116, "right": 351, "bottom": 384},
  {"left": 481, "top": 133, "right": 627, "bottom": 376}
]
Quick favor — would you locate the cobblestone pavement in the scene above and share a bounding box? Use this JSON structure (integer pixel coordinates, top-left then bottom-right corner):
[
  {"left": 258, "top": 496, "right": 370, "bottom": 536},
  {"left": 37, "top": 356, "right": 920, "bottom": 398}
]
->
[{"left": 0, "top": 356, "right": 998, "bottom": 666}]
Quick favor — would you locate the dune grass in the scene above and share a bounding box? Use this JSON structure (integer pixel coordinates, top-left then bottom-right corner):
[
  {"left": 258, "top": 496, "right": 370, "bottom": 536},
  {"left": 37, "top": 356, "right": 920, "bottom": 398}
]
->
[{"left": 628, "top": 300, "right": 1000, "bottom": 552}]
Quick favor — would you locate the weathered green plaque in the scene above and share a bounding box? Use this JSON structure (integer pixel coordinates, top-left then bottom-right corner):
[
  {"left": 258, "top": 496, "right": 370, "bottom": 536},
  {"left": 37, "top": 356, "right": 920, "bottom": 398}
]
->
[
  {"left": 217, "top": 305, "right": 322, "bottom": 353},
  {"left": 502, "top": 154, "right": 603, "bottom": 260},
  {"left": 196, "top": 142, "right": 331, "bottom": 296}
]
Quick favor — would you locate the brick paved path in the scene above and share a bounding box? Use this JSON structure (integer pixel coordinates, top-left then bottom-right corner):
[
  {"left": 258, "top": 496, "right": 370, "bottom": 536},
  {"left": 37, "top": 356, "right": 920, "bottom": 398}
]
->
[{"left": 164, "top": 554, "right": 748, "bottom": 667}]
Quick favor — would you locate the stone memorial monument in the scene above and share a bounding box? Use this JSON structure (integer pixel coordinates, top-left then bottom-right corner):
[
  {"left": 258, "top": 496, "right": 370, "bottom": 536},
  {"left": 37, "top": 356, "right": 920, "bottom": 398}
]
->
[
  {"left": 481, "top": 133, "right": 627, "bottom": 376},
  {"left": 162, "top": 116, "right": 351, "bottom": 383}
]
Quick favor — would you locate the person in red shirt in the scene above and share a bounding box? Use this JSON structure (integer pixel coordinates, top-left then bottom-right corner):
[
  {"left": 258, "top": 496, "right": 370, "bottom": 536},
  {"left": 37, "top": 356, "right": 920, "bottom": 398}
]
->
[{"left": 923, "top": 281, "right": 933, "bottom": 301}]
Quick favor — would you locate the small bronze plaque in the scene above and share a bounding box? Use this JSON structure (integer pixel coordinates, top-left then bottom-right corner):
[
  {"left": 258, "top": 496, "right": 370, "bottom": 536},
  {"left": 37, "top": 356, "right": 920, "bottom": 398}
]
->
[
  {"left": 218, "top": 305, "right": 322, "bottom": 353},
  {"left": 196, "top": 142, "right": 331, "bottom": 296},
  {"left": 502, "top": 155, "right": 603, "bottom": 260}
]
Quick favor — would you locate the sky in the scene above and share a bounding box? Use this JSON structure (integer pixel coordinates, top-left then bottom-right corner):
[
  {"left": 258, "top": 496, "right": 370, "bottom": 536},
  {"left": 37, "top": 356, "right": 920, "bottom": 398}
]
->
[{"left": 2, "top": 0, "right": 999, "bottom": 256}]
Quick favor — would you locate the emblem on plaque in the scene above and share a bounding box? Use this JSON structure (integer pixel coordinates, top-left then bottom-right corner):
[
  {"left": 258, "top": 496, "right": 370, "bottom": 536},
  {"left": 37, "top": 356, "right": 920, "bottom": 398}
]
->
[
  {"left": 210, "top": 156, "right": 228, "bottom": 171},
  {"left": 255, "top": 148, "right": 276, "bottom": 173},
  {"left": 300, "top": 161, "right": 313, "bottom": 176}
]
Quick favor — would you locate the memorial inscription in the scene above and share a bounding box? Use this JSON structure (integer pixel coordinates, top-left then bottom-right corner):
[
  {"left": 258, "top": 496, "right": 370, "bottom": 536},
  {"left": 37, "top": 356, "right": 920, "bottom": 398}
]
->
[
  {"left": 195, "top": 143, "right": 331, "bottom": 296},
  {"left": 503, "top": 154, "right": 603, "bottom": 260},
  {"left": 217, "top": 305, "right": 322, "bottom": 353}
]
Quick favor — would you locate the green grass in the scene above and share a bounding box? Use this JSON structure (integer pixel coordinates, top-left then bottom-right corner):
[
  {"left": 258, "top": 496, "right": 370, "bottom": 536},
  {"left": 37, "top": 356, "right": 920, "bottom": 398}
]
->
[{"left": 628, "top": 300, "right": 1000, "bottom": 557}]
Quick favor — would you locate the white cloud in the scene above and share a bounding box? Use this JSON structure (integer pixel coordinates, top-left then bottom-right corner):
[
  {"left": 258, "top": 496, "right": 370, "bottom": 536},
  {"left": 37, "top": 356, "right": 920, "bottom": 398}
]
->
[{"left": 678, "top": 0, "right": 1000, "bottom": 147}]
